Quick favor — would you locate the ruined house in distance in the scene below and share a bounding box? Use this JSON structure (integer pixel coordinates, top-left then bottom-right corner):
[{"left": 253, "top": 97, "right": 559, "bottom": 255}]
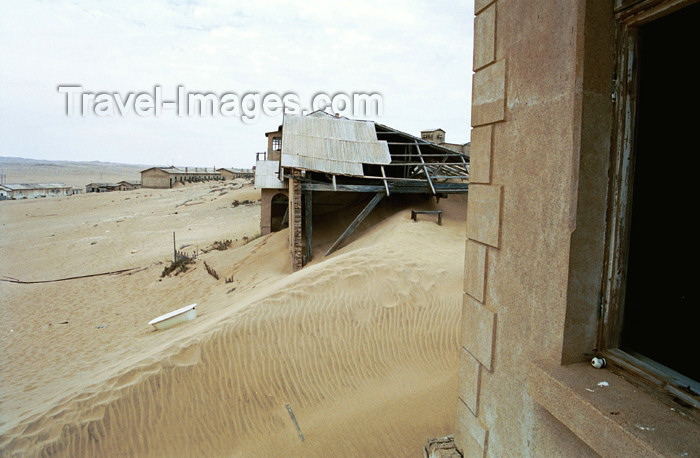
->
[
  {"left": 85, "top": 181, "right": 141, "bottom": 193},
  {"left": 116, "top": 180, "right": 142, "bottom": 191},
  {"left": 0, "top": 183, "right": 72, "bottom": 200},
  {"left": 140, "top": 166, "right": 221, "bottom": 189},
  {"left": 85, "top": 182, "right": 119, "bottom": 193},
  {"left": 440, "top": 0, "right": 700, "bottom": 456},
  {"left": 216, "top": 168, "right": 254, "bottom": 180},
  {"left": 255, "top": 111, "right": 470, "bottom": 271},
  {"left": 420, "top": 128, "right": 470, "bottom": 155}
]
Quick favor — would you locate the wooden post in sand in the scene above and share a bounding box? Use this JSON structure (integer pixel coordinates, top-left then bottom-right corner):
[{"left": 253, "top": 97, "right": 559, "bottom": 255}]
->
[
  {"left": 289, "top": 170, "right": 303, "bottom": 272},
  {"left": 173, "top": 232, "right": 176, "bottom": 262},
  {"left": 304, "top": 190, "right": 312, "bottom": 265},
  {"left": 325, "top": 192, "right": 385, "bottom": 257}
]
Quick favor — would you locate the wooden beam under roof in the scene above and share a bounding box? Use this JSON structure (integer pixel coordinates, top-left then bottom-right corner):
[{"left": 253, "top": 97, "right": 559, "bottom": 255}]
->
[
  {"left": 300, "top": 182, "right": 469, "bottom": 193},
  {"left": 325, "top": 192, "right": 385, "bottom": 256},
  {"left": 414, "top": 141, "right": 436, "bottom": 196}
]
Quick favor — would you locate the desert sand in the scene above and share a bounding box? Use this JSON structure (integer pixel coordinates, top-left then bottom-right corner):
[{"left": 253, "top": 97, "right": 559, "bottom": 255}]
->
[{"left": 0, "top": 171, "right": 466, "bottom": 457}]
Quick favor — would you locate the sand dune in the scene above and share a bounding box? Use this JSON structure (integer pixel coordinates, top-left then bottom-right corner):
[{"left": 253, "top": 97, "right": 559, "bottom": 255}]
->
[{"left": 0, "top": 179, "right": 465, "bottom": 457}]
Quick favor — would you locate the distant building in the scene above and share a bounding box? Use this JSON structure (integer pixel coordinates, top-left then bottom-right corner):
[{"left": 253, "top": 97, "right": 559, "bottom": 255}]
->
[
  {"left": 85, "top": 183, "right": 120, "bottom": 193},
  {"left": 140, "top": 167, "right": 221, "bottom": 189},
  {"left": 216, "top": 168, "right": 254, "bottom": 180},
  {"left": 116, "top": 181, "right": 142, "bottom": 191},
  {"left": 420, "top": 128, "right": 470, "bottom": 155},
  {"left": 420, "top": 128, "right": 446, "bottom": 143},
  {"left": 266, "top": 128, "right": 283, "bottom": 161},
  {"left": 0, "top": 183, "right": 72, "bottom": 200},
  {"left": 255, "top": 125, "right": 285, "bottom": 191}
]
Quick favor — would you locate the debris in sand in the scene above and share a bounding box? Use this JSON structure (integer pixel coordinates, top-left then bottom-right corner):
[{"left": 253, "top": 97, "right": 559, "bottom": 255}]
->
[
  {"left": 161, "top": 258, "right": 195, "bottom": 277},
  {"left": 201, "top": 239, "right": 231, "bottom": 253},
  {"left": 285, "top": 404, "right": 305, "bottom": 442},
  {"left": 204, "top": 261, "right": 219, "bottom": 280},
  {"left": 148, "top": 304, "right": 197, "bottom": 331}
]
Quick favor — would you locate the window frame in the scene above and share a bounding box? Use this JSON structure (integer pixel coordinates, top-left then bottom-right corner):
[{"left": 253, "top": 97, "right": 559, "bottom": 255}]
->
[{"left": 598, "top": 0, "right": 700, "bottom": 411}]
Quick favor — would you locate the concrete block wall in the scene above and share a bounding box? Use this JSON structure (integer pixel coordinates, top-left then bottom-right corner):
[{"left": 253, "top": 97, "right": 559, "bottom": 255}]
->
[{"left": 456, "top": 1, "right": 503, "bottom": 455}]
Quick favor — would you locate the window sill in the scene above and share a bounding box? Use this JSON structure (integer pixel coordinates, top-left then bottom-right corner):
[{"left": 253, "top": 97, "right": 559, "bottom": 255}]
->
[{"left": 527, "top": 360, "right": 699, "bottom": 456}]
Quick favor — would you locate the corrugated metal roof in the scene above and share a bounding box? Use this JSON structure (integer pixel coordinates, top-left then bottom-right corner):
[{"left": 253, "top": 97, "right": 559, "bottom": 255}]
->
[
  {"left": 218, "top": 168, "right": 253, "bottom": 174},
  {"left": 142, "top": 167, "right": 220, "bottom": 175},
  {"left": 0, "top": 183, "right": 71, "bottom": 190},
  {"left": 281, "top": 114, "right": 390, "bottom": 176}
]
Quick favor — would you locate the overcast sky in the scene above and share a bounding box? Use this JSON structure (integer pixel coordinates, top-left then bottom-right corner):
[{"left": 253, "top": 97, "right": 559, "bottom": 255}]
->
[{"left": 0, "top": 0, "right": 474, "bottom": 168}]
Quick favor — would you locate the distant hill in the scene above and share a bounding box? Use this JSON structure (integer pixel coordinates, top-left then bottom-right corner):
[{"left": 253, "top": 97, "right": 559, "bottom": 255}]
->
[
  {"left": 0, "top": 156, "right": 155, "bottom": 168},
  {"left": 0, "top": 157, "right": 154, "bottom": 188}
]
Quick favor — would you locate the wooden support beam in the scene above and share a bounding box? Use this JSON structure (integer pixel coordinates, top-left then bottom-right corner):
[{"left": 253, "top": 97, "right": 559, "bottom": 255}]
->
[
  {"left": 433, "top": 155, "right": 450, "bottom": 177},
  {"left": 321, "top": 174, "right": 468, "bottom": 182},
  {"left": 389, "top": 151, "right": 467, "bottom": 156},
  {"left": 325, "top": 192, "right": 385, "bottom": 256},
  {"left": 404, "top": 144, "right": 409, "bottom": 178},
  {"left": 414, "top": 141, "right": 436, "bottom": 195},
  {"left": 304, "top": 190, "right": 312, "bottom": 265},
  {"left": 301, "top": 182, "right": 469, "bottom": 193},
  {"left": 383, "top": 161, "right": 464, "bottom": 166},
  {"left": 281, "top": 205, "right": 289, "bottom": 228},
  {"left": 380, "top": 165, "right": 390, "bottom": 196},
  {"left": 289, "top": 171, "right": 303, "bottom": 271},
  {"left": 460, "top": 154, "right": 470, "bottom": 177}
]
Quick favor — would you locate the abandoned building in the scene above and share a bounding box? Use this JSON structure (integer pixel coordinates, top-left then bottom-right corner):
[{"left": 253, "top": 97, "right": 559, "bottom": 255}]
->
[
  {"left": 420, "top": 128, "right": 471, "bottom": 155},
  {"left": 85, "top": 182, "right": 119, "bottom": 193},
  {"left": 116, "top": 180, "right": 142, "bottom": 191},
  {"left": 216, "top": 168, "right": 254, "bottom": 180},
  {"left": 85, "top": 182, "right": 140, "bottom": 192},
  {"left": 140, "top": 166, "right": 221, "bottom": 189},
  {"left": 254, "top": 111, "right": 470, "bottom": 271},
  {"left": 446, "top": 0, "right": 700, "bottom": 456},
  {"left": 0, "top": 183, "right": 72, "bottom": 200}
]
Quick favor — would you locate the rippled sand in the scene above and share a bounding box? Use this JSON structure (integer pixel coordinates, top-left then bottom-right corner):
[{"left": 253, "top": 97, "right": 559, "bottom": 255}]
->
[{"left": 0, "top": 178, "right": 465, "bottom": 457}]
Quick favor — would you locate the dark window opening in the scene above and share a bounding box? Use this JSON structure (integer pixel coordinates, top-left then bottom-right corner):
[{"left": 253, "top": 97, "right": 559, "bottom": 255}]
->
[
  {"left": 270, "top": 193, "right": 288, "bottom": 232},
  {"left": 619, "top": 3, "right": 700, "bottom": 383}
]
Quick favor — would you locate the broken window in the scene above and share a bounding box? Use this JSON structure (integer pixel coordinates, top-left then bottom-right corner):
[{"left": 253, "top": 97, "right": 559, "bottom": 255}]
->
[
  {"left": 272, "top": 136, "right": 282, "bottom": 151},
  {"left": 601, "top": 0, "right": 700, "bottom": 407}
]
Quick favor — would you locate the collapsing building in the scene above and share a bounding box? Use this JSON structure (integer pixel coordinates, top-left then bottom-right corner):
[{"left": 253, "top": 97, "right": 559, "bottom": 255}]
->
[
  {"left": 255, "top": 111, "right": 470, "bottom": 271},
  {"left": 0, "top": 183, "right": 73, "bottom": 200},
  {"left": 420, "top": 128, "right": 471, "bottom": 155},
  {"left": 140, "top": 167, "right": 221, "bottom": 189},
  {"left": 216, "top": 168, "right": 254, "bottom": 180}
]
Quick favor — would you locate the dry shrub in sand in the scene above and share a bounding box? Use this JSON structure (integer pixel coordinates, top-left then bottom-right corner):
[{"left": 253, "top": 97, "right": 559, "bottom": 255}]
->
[
  {"left": 200, "top": 239, "right": 232, "bottom": 254},
  {"left": 231, "top": 199, "right": 255, "bottom": 207},
  {"left": 211, "top": 239, "right": 232, "bottom": 251},
  {"left": 160, "top": 258, "right": 194, "bottom": 277}
]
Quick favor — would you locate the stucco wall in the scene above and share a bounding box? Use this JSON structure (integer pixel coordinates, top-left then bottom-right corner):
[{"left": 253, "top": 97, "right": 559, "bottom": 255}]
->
[
  {"left": 457, "top": 0, "right": 613, "bottom": 456},
  {"left": 457, "top": 1, "right": 700, "bottom": 456},
  {"left": 254, "top": 161, "right": 285, "bottom": 189},
  {"left": 141, "top": 170, "right": 172, "bottom": 189},
  {"left": 260, "top": 188, "right": 288, "bottom": 235}
]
